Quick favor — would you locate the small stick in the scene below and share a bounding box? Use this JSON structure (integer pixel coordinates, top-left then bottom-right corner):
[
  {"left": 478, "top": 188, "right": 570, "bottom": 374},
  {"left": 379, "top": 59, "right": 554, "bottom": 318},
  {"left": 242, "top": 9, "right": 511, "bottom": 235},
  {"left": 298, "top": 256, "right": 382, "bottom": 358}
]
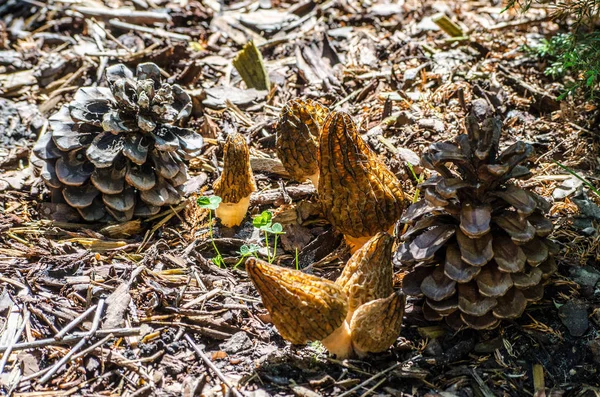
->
[
  {"left": 181, "top": 287, "right": 222, "bottom": 309},
  {"left": 360, "top": 377, "right": 387, "bottom": 397},
  {"left": 0, "top": 328, "right": 140, "bottom": 353},
  {"left": 20, "top": 332, "right": 116, "bottom": 383},
  {"left": 54, "top": 304, "right": 98, "bottom": 340},
  {"left": 73, "top": 6, "right": 171, "bottom": 24},
  {"left": 184, "top": 334, "right": 245, "bottom": 397},
  {"left": 250, "top": 185, "right": 316, "bottom": 207},
  {"left": 38, "top": 299, "right": 105, "bottom": 385},
  {"left": 109, "top": 19, "right": 191, "bottom": 41},
  {"left": 488, "top": 16, "right": 550, "bottom": 31},
  {"left": 337, "top": 362, "right": 402, "bottom": 397},
  {"left": 0, "top": 309, "right": 30, "bottom": 375}
]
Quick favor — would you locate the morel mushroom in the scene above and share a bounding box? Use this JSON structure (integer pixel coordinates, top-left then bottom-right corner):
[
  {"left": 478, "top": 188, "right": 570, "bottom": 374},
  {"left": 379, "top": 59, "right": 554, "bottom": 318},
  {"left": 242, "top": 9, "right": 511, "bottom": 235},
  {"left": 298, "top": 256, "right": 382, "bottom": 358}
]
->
[
  {"left": 319, "top": 111, "right": 405, "bottom": 252},
  {"left": 276, "top": 99, "right": 329, "bottom": 186},
  {"left": 213, "top": 133, "right": 256, "bottom": 227},
  {"left": 398, "top": 98, "right": 557, "bottom": 330},
  {"left": 350, "top": 291, "right": 406, "bottom": 357},
  {"left": 32, "top": 62, "right": 204, "bottom": 222},
  {"left": 336, "top": 232, "right": 394, "bottom": 322},
  {"left": 245, "top": 258, "right": 353, "bottom": 358},
  {"left": 247, "top": 236, "right": 405, "bottom": 358}
]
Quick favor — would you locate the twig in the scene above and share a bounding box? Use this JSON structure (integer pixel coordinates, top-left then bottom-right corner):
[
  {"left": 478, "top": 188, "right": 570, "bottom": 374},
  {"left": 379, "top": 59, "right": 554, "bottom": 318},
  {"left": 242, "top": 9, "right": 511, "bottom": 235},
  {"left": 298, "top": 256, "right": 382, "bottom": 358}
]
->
[
  {"left": 337, "top": 362, "right": 402, "bottom": 397},
  {"left": 54, "top": 304, "right": 98, "bottom": 340},
  {"left": 181, "top": 287, "right": 222, "bottom": 309},
  {"left": 333, "top": 88, "right": 363, "bottom": 110},
  {"left": 91, "top": 346, "right": 155, "bottom": 384},
  {"left": 470, "top": 368, "right": 496, "bottom": 397},
  {"left": 0, "top": 309, "right": 30, "bottom": 376},
  {"left": 359, "top": 377, "right": 387, "bottom": 397},
  {"left": 73, "top": 6, "right": 171, "bottom": 24},
  {"left": 151, "top": 322, "right": 232, "bottom": 340},
  {"left": 72, "top": 333, "right": 114, "bottom": 361},
  {"left": 250, "top": 185, "right": 316, "bottom": 207},
  {"left": 184, "top": 334, "right": 245, "bottom": 397},
  {"left": 0, "top": 327, "right": 140, "bottom": 353},
  {"left": 488, "top": 16, "right": 551, "bottom": 30},
  {"left": 20, "top": 333, "right": 115, "bottom": 383},
  {"left": 109, "top": 19, "right": 191, "bottom": 41},
  {"left": 38, "top": 299, "right": 105, "bottom": 385}
]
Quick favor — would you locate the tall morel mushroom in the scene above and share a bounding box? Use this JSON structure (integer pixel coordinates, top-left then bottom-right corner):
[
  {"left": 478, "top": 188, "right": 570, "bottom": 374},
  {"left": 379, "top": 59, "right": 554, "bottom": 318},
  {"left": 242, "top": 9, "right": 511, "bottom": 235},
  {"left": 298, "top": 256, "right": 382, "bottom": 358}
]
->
[
  {"left": 319, "top": 111, "right": 405, "bottom": 252},
  {"left": 398, "top": 99, "right": 557, "bottom": 330},
  {"left": 276, "top": 98, "right": 329, "bottom": 186},
  {"left": 32, "top": 62, "right": 204, "bottom": 222},
  {"left": 213, "top": 133, "right": 256, "bottom": 227},
  {"left": 246, "top": 233, "right": 405, "bottom": 358}
]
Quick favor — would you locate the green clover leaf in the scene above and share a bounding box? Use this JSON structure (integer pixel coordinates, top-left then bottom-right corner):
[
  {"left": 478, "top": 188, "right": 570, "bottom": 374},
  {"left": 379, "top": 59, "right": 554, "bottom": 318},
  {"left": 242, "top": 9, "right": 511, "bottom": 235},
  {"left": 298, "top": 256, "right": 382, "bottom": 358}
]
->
[
  {"left": 271, "top": 223, "right": 283, "bottom": 234},
  {"left": 197, "top": 195, "right": 222, "bottom": 210},
  {"left": 253, "top": 210, "right": 272, "bottom": 229}
]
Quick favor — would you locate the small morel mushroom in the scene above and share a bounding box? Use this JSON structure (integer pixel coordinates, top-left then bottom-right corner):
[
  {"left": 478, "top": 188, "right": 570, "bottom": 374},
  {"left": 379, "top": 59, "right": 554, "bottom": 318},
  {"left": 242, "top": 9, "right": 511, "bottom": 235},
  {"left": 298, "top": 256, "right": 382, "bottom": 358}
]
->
[
  {"left": 398, "top": 99, "right": 557, "bottom": 330},
  {"left": 319, "top": 111, "right": 405, "bottom": 252},
  {"left": 213, "top": 133, "right": 257, "bottom": 227},
  {"left": 276, "top": 99, "right": 329, "bottom": 186},
  {"left": 336, "top": 232, "right": 394, "bottom": 322},
  {"left": 247, "top": 233, "right": 405, "bottom": 358},
  {"left": 350, "top": 291, "right": 406, "bottom": 358},
  {"left": 245, "top": 258, "right": 353, "bottom": 358},
  {"left": 32, "top": 62, "right": 204, "bottom": 222}
]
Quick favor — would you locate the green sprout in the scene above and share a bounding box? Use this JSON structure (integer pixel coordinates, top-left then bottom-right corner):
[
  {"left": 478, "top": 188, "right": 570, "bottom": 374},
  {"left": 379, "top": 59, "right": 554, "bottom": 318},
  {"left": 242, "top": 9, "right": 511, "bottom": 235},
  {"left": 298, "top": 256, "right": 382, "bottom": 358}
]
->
[
  {"left": 234, "top": 243, "right": 260, "bottom": 269},
  {"left": 196, "top": 195, "right": 225, "bottom": 268},
  {"left": 252, "top": 210, "right": 285, "bottom": 263}
]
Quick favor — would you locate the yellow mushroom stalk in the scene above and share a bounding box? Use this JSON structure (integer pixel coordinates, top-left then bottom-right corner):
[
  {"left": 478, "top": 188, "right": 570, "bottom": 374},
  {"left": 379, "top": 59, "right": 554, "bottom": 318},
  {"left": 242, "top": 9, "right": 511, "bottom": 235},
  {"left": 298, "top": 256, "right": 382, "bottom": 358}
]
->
[
  {"left": 318, "top": 111, "right": 405, "bottom": 253},
  {"left": 213, "top": 133, "right": 257, "bottom": 227}
]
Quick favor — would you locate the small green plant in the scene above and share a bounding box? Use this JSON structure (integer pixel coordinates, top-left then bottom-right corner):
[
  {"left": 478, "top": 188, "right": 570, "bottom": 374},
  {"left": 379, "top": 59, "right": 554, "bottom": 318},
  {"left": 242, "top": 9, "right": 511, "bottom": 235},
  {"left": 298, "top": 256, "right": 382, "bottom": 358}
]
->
[
  {"left": 234, "top": 243, "right": 260, "bottom": 269},
  {"left": 406, "top": 161, "right": 425, "bottom": 204},
  {"left": 196, "top": 195, "right": 225, "bottom": 268},
  {"left": 506, "top": 0, "right": 600, "bottom": 100},
  {"left": 252, "top": 210, "right": 285, "bottom": 263},
  {"left": 308, "top": 340, "right": 326, "bottom": 355},
  {"left": 532, "top": 32, "right": 600, "bottom": 100}
]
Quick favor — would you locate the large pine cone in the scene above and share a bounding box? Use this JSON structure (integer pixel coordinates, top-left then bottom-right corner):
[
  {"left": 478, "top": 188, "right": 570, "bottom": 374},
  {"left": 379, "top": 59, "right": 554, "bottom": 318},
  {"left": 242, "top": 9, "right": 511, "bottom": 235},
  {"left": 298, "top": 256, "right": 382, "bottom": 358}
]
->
[
  {"left": 397, "top": 99, "right": 558, "bottom": 330},
  {"left": 32, "top": 63, "right": 204, "bottom": 222}
]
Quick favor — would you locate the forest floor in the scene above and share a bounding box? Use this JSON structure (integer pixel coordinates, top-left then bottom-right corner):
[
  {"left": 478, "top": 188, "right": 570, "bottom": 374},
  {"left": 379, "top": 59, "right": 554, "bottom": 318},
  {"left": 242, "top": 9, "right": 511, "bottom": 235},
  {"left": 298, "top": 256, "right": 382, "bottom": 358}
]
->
[{"left": 0, "top": 0, "right": 599, "bottom": 396}]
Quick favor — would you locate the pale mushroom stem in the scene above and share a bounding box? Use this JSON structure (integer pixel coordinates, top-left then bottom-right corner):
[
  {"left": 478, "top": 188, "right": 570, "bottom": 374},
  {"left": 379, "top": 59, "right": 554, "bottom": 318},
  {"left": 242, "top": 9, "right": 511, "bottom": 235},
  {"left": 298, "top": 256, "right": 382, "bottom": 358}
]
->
[
  {"left": 307, "top": 173, "right": 319, "bottom": 188},
  {"left": 320, "top": 320, "right": 354, "bottom": 359},
  {"left": 216, "top": 195, "right": 251, "bottom": 228},
  {"left": 343, "top": 235, "right": 372, "bottom": 254},
  {"left": 344, "top": 226, "right": 395, "bottom": 254}
]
